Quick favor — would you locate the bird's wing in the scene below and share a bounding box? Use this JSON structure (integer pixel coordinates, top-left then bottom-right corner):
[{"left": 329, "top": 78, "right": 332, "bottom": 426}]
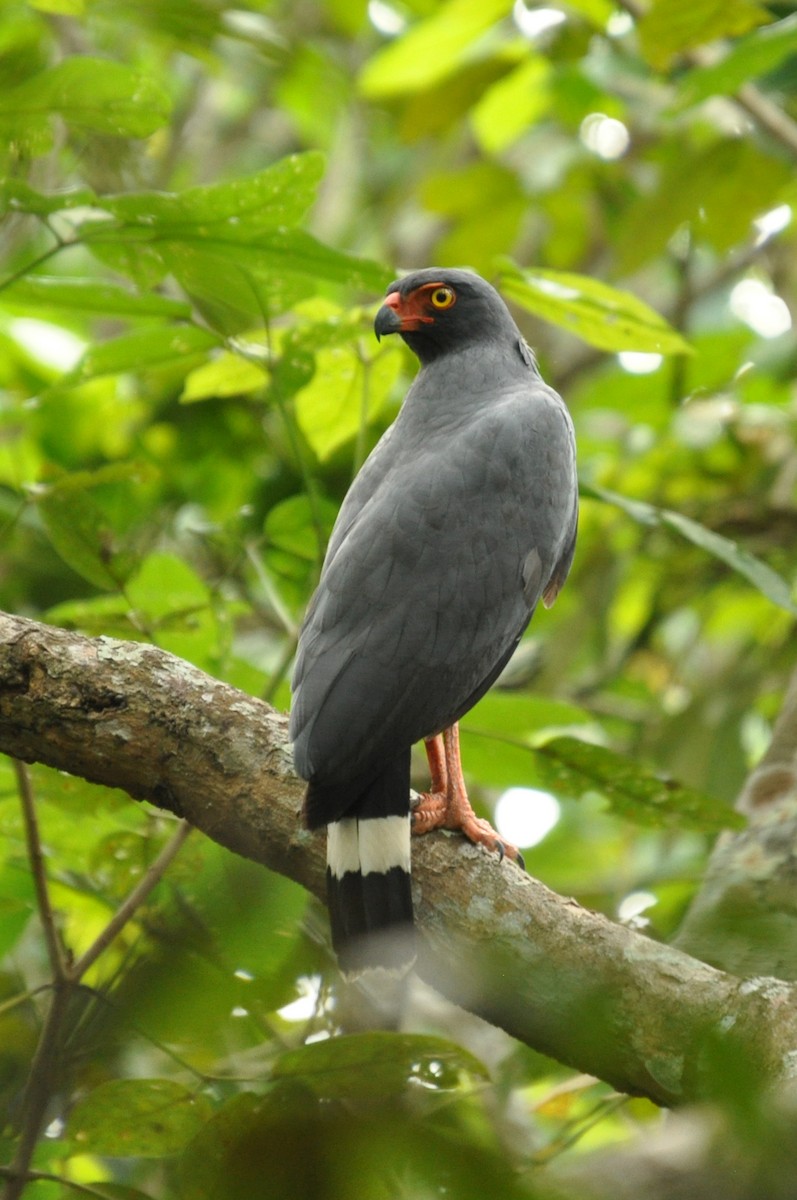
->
[{"left": 291, "top": 381, "right": 577, "bottom": 787}]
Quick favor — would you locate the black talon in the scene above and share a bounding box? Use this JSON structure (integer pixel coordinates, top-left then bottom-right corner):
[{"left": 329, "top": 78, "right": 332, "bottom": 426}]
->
[
  {"left": 516, "top": 849, "right": 526, "bottom": 872},
  {"left": 495, "top": 840, "right": 506, "bottom": 863}
]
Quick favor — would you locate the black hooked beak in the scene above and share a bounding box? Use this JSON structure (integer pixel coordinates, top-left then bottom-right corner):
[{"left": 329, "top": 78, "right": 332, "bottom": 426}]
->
[{"left": 374, "top": 292, "right": 402, "bottom": 342}]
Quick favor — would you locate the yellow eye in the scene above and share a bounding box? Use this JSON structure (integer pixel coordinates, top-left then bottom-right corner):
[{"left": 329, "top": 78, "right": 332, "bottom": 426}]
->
[{"left": 429, "top": 286, "right": 456, "bottom": 310}]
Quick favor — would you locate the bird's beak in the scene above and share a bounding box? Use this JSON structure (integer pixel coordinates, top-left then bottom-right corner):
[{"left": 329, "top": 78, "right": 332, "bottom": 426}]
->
[{"left": 374, "top": 291, "right": 403, "bottom": 342}]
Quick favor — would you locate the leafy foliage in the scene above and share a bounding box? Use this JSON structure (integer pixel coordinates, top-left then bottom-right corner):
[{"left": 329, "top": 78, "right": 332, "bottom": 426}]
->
[{"left": 1, "top": 0, "right": 796, "bottom": 1196}]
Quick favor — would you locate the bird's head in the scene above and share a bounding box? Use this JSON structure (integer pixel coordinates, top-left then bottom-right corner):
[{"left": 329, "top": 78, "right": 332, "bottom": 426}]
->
[{"left": 374, "top": 268, "right": 521, "bottom": 364}]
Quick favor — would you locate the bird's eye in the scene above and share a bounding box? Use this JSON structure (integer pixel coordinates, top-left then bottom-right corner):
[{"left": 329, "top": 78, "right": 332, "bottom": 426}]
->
[{"left": 429, "top": 286, "right": 456, "bottom": 310}]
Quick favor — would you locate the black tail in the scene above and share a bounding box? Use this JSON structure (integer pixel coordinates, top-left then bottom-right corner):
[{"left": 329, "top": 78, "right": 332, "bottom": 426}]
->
[{"left": 305, "top": 750, "right": 415, "bottom": 974}]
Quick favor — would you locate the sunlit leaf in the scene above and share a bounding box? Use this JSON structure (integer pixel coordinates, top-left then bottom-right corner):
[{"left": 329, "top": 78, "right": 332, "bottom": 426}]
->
[
  {"left": 67, "top": 1079, "right": 212, "bottom": 1157},
  {"left": 500, "top": 262, "right": 692, "bottom": 354},
  {"left": 125, "top": 552, "right": 211, "bottom": 619},
  {"left": 471, "top": 55, "right": 551, "bottom": 154},
  {"left": 294, "top": 342, "right": 401, "bottom": 460},
  {"left": 181, "top": 350, "right": 266, "bottom": 402},
  {"left": 359, "top": 0, "right": 512, "bottom": 97}
]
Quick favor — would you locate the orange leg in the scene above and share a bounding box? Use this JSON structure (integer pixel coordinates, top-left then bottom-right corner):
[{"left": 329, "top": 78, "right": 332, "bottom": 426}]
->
[{"left": 412, "top": 724, "right": 524, "bottom": 867}]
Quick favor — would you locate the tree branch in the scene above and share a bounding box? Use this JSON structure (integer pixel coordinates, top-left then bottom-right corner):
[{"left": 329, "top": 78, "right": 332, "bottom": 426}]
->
[{"left": 2, "top": 610, "right": 796, "bottom": 1108}]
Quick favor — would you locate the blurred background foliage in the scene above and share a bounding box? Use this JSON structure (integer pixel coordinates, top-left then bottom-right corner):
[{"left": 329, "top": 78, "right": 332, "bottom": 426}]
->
[{"left": 1, "top": 0, "right": 796, "bottom": 1194}]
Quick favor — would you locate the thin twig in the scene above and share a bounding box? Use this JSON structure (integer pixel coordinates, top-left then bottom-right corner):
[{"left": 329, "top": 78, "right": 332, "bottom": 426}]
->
[
  {"left": 0, "top": 1165, "right": 127, "bottom": 1199},
  {"left": 735, "top": 82, "right": 797, "bottom": 159},
  {"left": 244, "top": 541, "right": 298, "bottom": 638},
  {"left": 0, "top": 236, "right": 71, "bottom": 293},
  {"left": 13, "top": 759, "right": 67, "bottom": 980},
  {"left": 4, "top": 980, "right": 73, "bottom": 1200},
  {"left": 71, "top": 820, "right": 191, "bottom": 980}
]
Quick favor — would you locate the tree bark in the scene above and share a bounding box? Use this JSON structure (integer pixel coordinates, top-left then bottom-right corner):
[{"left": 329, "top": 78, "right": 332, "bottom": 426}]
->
[{"left": 2, "top": 609, "right": 796, "bottom": 1108}]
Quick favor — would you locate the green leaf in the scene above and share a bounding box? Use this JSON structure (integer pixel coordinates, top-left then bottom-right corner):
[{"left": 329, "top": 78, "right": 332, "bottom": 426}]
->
[
  {"left": 294, "top": 342, "right": 401, "bottom": 460},
  {"left": 674, "top": 14, "right": 797, "bottom": 108},
  {"left": 471, "top": 55, "right": 551, "bottom": 155},
  {"left": 181, "top": 349, "right": 266, "bottom": 402},
  {"left": 73, "top": 154, "right": 390, "bottom": 330},
  {"left": 457, "top": 693, "right": 634, "bottom": 805},
  {"left": 30, "top": 0, "right": 86, "bottom": 13},
  {"left": 359, "top": 0, "right": 512, "bottom": 97},
  {"left": 463, "top": 691, "right": 599, "bottom": 740},
  {"left": 101, "top": 151, "right": 327, "bottom": 234},
  {"left": 161, "top": 228, "right": 389, "bottom": 293},
  {"left": 459, "top": 728, "right": 545, "bottom": 790},
  {"left": 638, "top": 0, "right": 770, "bottom": 70},
  {"left": 271, "top": 1032, "right": 489, "bottom": 1101},
  {"left": 0, "top": 179, "right": 96, "bottom": 217},
  {"left": 179, "top": 1086, "right": 526, "bottom": 1200},
  {"left": 500, "top": 262, "right": 692, "bottom": 354},
  {"left": 67, "top": 1078, "right": 212, "bottom": 1157},
  {"left": 66, "top": 325, "right": 219, "bottom": 383},
  {"left": 33, "top": 476, "right": 140, "bottom": 591},
  {"left": 147, "top": 244, "right": 308, "bottom": 333},
  {"left": 86, "top": 226, "right": 389, "bottom": 333},
  {"left": 0, "top": 871, "right": 36, "bottom": 959},
  {"left": 0, "top": 58, "right": 172, "bottom": 137},
  {"left": 661, "top": 511, "right": 797, "bottom": 615},
  {"left": 125, "top": 552, "right": 211, "bottom": 619},
  {"left": 0, "top": 276, "right": 191, "bottom": 319},
  {"left": 584, "top": 483, "right": 797, "bottom": 616},
  {"left": 558, "top": 0, "right": 614, "bottom": 24},
  {"left": 534, "top": 736, "right": 744, "bottom": 832},
  {"left": 264, "top": 494, "right": 338, "bottom": 562}
]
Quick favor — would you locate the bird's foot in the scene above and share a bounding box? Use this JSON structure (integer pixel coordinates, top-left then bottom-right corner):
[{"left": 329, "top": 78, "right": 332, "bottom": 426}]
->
[
  {"left": 411, "top": 789, "right": 525, "bottom": 870},
  {"left": 455, "top": 808, "right": 526, "bottom": 870},
  {"left": 410, "top": 788, "right": 449, "bottom": 835}
]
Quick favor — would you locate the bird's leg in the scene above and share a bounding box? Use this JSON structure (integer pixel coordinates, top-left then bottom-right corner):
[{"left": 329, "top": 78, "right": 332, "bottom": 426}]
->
[
  {"left": 425, "top": 732, "right": 448, "bottom": 793},
  {"left": 412, "top": 724, "right": 524, "bottom": 866},
  {"left": 410, "top": 734, "right": 450, "bottom": 832}
]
